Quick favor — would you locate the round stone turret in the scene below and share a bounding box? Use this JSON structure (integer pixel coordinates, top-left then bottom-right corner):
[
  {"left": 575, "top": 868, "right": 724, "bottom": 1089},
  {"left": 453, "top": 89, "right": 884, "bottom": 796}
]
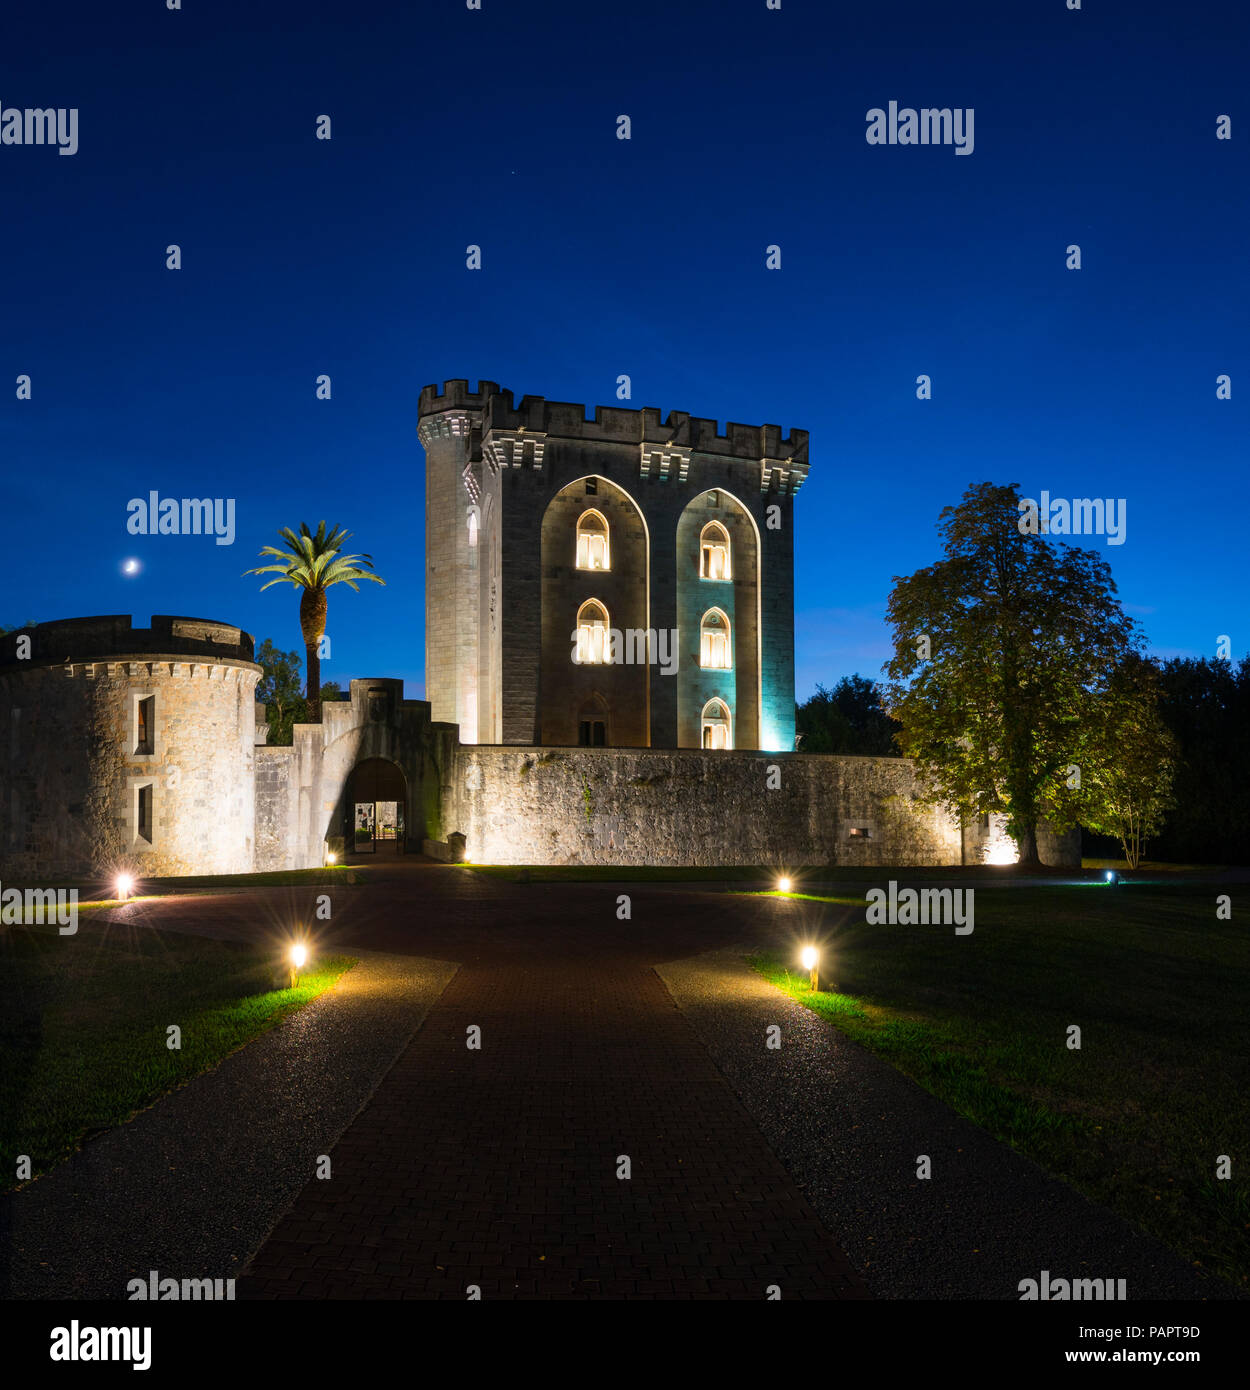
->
[{"left": 0, "top": 616, "right": 261, "bottom": 880}]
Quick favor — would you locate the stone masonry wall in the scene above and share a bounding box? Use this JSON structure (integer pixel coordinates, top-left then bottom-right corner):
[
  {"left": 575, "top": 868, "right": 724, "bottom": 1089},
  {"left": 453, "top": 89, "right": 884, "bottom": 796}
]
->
[
  {"left": 448, "top": 747, "right": 960, "bottom": 867},
  {"left": 0, "top": 654, "right": 258, "bottom": 879},
  {"left": 418, "top": 381, "right": 807, "bottom": 752},
  {"left": 447, "top": 747, "right": 1080, "bottom": 868}
]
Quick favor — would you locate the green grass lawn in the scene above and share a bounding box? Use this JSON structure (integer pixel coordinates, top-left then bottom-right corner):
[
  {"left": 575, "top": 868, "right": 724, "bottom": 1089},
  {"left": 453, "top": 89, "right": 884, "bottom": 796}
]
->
[
  {"left": 750, "top": 883, "right": 1249, "bottom": 1289},
  {"left": 0, "top": 922, "right": 355, "bottom": 1188}
]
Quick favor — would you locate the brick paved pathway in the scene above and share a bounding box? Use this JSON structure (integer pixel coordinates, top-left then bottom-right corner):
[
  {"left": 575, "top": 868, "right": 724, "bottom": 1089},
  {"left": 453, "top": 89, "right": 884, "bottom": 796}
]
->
[{"left": 240, "top": 867, "right": 866, "bottom": 1299}]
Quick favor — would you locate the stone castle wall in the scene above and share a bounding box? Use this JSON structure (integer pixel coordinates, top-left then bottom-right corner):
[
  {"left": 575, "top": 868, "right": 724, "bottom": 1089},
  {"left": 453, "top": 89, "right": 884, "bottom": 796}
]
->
[
  {"left": 0, "top": 614, "right": 1081, "bottom": 879},
  {"left": 253, "top": 678, "right": 457, "bottom": 871},
  {"left": 419, "top": 381, "right": 806, "bottom": 752},
  {"left": 444, "top": 746, "right": 1079, "bottom": 868},
  {"left": 0, "top": 617, "right": 259, "bottom": 880}
]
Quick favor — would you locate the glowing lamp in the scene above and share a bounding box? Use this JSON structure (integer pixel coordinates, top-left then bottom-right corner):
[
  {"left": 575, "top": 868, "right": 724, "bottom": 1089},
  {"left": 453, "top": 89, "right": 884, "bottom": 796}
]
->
[
  {"left": 1104, "top": 870, "right": 1118, "bottom": 885},
  {"left": 800, "top": 945, "right": 820, "bottom": 993},
  {"left": 116, "top": 874, "right": 134, "bottom": 902},
  {"left": 778, "top": 876, "right": 793, "bottom": 893},
  {"left": 289, "top": 942, "right": 308, "bottom": 988},
  {"left": 326, "top": 851, "right": 337, "bottom": 865}
]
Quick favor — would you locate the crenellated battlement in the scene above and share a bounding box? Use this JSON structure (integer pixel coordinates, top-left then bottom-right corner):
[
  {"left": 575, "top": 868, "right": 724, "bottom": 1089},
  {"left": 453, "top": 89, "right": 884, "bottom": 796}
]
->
[
  {"left": 418, "top": 379, "right": 809, "bottom": 466},
  {"left": 0, "top": 615, "right": 257, "bottom": 669}
]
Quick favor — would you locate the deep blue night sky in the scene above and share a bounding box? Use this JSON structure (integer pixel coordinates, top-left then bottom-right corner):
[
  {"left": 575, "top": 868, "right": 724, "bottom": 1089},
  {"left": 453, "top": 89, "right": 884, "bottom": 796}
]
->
[{"left": 3, "top": 0, "right": 1246, "bottom": 700}]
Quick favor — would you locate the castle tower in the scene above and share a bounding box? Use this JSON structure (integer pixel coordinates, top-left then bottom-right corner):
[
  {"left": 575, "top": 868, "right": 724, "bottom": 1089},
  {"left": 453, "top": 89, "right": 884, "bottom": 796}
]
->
[
  {"left": 0, "top": 616, "right": 261, "bottom": 878},
  {"left": 418, "top": 381, "right": 808, "bottom": 752},
  {"left": 417, "top": 380, "right": 501, "bottom": 743}
]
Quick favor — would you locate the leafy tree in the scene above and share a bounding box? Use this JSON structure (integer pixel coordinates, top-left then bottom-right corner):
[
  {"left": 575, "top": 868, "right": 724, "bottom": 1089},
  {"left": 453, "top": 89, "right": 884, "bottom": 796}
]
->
[
  {"left": 255, "top": 638, "right": 342, "bottom": 745},
  {"left": 883, "top": 482, "right": 1141, "bottom": 867},
  {"left": 1056, "top": 655, "right": 1176, "bottom": 867},
  {"left": 796, "top": 675, "right": 901, "bottom": 755},
  {"left": 245, "top": 521, "right": 384, "bottom": 723}
]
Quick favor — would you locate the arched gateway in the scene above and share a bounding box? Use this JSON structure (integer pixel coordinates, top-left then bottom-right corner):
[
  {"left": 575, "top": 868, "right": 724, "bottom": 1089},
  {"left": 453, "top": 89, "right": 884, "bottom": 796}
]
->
[{"left": 346, "top": 757, "right": 407, "bottom": 855}]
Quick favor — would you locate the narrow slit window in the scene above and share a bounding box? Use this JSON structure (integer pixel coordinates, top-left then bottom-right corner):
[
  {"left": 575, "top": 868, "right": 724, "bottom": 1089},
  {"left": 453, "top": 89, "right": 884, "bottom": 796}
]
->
[
  {"left": 136, "top": 696, "right": 155, "bottom": 755},
  {"left": 137, "top": 784, "right": 153, "bottom": 843}
]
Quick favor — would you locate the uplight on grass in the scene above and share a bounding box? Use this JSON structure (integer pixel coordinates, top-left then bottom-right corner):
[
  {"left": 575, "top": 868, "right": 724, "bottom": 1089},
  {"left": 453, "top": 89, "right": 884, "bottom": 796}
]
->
[
  {"left": 777, "top": 876, "right": 793, "bottom": 893},
  {"left": 115, "top": 873, "right": 134, "bottom": 902},
  {"left": 289, "top": 942, "right": 308, "bottom": 989},
  {"left": 800, "top": 945, "right": 820, "bottom": 992}
]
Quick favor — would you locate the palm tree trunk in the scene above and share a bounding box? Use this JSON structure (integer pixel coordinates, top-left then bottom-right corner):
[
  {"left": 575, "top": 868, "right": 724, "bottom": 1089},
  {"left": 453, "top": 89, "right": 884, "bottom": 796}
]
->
[{"left": 300, "top": 586, "right": 328, "bottom": 723}]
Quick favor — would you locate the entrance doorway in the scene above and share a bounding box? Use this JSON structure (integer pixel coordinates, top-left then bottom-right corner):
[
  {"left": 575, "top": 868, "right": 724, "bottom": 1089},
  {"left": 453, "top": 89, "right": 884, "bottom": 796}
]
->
[{"left": 348, "top": 758, "right": 407, "bottom": 856}]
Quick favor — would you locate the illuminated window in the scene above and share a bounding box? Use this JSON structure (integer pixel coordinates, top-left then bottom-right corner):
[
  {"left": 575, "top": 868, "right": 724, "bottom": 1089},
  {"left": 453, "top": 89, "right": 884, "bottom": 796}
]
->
[
  {"left": 467, "top": 510, "right": 478, "bottom": 548},
  {"left": 699, "top": 609, "right": 731, "bottom": 669},
  {"left": 576, "top": 509, "right": 610, "bottom": 571},
  {"left": 700, "top": 521, "right": 731, "bottom": 580},
  {"left": 135, "top": 696, "right": 155, "bottom": 755},
  {"left": 702, "top": 698, "right": 731, "bottom": 749},
  {"left": 576, "top": 600, "right": 610, "bottom": 665}
]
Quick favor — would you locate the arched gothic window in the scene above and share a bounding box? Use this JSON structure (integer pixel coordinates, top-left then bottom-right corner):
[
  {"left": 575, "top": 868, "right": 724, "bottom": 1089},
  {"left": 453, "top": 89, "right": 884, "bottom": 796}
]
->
[
  {"left": 576, "top": 509, "right": 610, "bottom": 571},
  {"left": 699, "top": 609, "right": 731, "bottom": 669},
  {"left": 702, "top": 698, "right": 731, "bottom": 749},
  {"left": 700, "top": 520, "right": 731, "bottom": 580},
  {"left": 575, "top": 599, "right": 611, "bottom": 665}
]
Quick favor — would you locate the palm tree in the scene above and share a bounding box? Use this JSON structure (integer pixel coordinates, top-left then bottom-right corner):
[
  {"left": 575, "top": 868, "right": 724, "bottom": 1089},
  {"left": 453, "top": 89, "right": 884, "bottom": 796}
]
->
[{"left": 245, "top": 522, "right": 385, "bottom": 723}]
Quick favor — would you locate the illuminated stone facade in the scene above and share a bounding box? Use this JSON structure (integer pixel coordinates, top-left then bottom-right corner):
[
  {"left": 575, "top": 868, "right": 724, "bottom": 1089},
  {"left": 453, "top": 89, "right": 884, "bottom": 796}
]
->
[
  {"left": 419, "top": 381, "right": 808, "bottom": 753},
  {"left": 0, "top": 386, "right": 1080, "bottom": 878},
  {"left": 0, "top": 616, "right": 259, "bottom": 879}
]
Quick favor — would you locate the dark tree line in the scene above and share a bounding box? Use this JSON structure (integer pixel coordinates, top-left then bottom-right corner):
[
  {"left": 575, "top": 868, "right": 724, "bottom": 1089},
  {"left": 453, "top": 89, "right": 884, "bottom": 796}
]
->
[
  {"left": 1138, "top": 656, "right": 1250, "bottom": 863},
  {"left": 795, "top": 675, "right": 901, "bottom": 756}
]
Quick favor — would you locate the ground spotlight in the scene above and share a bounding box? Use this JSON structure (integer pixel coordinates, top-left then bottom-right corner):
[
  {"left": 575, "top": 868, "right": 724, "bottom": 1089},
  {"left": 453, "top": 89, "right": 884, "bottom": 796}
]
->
[
  {"left": 800, "top": 944, "right": 820, "bottom": 992},
  {"left": 1104, "top": 870, "right": 1118, "bottom": 885},
  {"left": 115, "top": 873, "right": 134, "bottom": 902},
  {"left": 778, "top": 876, "right": 792, "bottom": 893},
  {"left": 289, "top": 941, "right": 308, "bottom": 989}
]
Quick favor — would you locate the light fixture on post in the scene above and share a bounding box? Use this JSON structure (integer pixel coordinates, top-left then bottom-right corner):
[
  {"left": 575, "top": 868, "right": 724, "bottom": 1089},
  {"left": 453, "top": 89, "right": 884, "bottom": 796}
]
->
[
  {"left": 289, "top": 942, "right": 308, "bottom": 990},
  {"left": 800, "top": 945, "right": 820, "bottom": 993}
]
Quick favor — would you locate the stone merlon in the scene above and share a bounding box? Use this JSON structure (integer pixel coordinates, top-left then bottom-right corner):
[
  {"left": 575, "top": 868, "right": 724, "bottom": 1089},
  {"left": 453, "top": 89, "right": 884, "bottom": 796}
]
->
[{"left": 417, "top": 379, "right": 809, "bottom": 468}]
